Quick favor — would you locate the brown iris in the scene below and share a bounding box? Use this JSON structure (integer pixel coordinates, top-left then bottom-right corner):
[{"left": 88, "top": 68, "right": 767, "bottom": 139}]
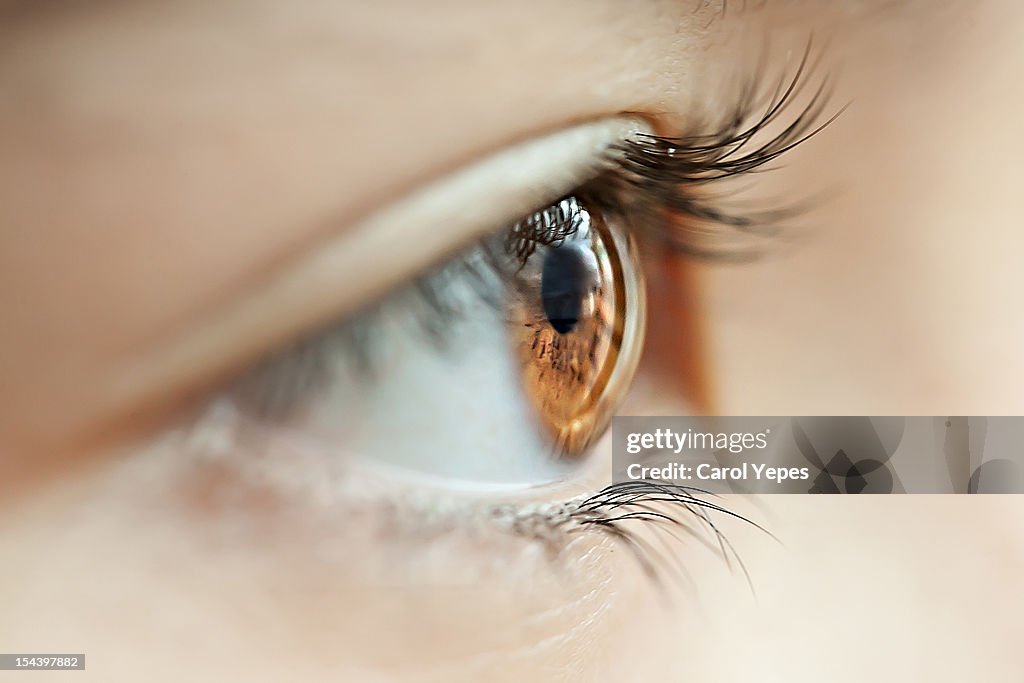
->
[{"left": 505, "top": 196, "right": 645, "bottom": 457}]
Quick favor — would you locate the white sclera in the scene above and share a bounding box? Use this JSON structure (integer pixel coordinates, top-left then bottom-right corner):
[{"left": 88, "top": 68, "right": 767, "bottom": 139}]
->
[{"left": 303, "top": 266, "right": 576, "bottom": 486}]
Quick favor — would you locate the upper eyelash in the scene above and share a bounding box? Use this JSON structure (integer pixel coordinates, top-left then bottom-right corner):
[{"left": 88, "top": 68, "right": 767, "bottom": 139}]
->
[
  {"left": 503, "top": 196, "right": 586, "bottom": 266},
  {"left": 406, "top": 40, "right": 841, "bottom": 325},
  {"left": 600, "top": 39, "right": 843, "bottom": 261},
  {"left": 426, "top": 39, "right": 842, "bottom": 315}
]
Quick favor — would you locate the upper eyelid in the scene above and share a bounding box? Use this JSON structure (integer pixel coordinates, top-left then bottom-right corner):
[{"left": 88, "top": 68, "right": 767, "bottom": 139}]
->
[
  {"left": 105, "top": 117, "right": 654, "bottom": 440},
  {"left": 305, "top": 116, "right": 654, "bottom": 326}
]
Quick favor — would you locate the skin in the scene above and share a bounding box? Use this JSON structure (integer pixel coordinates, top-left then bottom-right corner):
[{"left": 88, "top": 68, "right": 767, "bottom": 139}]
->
[{"left": 1, "top": 1, "right": 1023, "bottom": 681}]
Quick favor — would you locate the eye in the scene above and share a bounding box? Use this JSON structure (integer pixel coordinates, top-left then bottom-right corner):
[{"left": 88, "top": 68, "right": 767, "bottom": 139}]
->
[
  {"left": 506, "top": 196, "right": 644, "bottom": 458},
  {"left": 179, "top": 61, "right": 832, "bottom": 493},
  {"left": 212, "top": 193, "right": 646, "bottom": 487}
]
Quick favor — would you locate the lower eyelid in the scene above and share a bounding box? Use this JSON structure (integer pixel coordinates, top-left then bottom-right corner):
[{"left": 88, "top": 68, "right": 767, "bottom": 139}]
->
[
  {"left": 136, "top": 412, "right": 603, "bottom": 574},
  {"left": 85, "top": 438, "right": 626, "bottom": 678}
]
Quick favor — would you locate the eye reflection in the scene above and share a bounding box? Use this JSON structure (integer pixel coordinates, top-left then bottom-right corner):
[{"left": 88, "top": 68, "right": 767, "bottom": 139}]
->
[
  {"left": 506, "top": 197, "right": 645, "bottom": 457},
  {"left": 541, "top": 240, "right": 600, "bottom": 334}
]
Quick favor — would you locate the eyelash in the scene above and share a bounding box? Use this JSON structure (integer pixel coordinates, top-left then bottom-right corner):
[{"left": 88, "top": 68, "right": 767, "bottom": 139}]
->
[
  {"left": 195, "top": 41, "right": 837, "bottom": 580},
  {"left": 606, "top": 41, "right": 841, "bottom": 260},
  {"left": 489, "top": 481, "right": 768, "bottom": 588}
]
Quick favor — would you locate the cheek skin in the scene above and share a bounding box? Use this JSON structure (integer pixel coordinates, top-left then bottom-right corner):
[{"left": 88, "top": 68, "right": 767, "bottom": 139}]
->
[
  {"left": 0, "top": 444, "right": 696, "bottom": 683},
  {"left": 3, "top": 450, "right": 1023, "bottom": 681},
  {"left": 677, "top": 497, "right": 1024, "bottom": 682}
]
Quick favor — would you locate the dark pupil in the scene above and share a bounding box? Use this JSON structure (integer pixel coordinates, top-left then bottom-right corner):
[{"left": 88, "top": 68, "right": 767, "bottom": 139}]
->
[{"left": 541, "top": 243, "right": 592, "bottom": 334}]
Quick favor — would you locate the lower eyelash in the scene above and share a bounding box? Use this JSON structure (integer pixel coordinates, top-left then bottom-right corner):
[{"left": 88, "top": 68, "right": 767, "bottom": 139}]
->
[
  {"left": 159, "top": 404, "right": 763, "bottom": 586},
  {"left": 496, "top": 482, "right": 767, "bottom": 589}
]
